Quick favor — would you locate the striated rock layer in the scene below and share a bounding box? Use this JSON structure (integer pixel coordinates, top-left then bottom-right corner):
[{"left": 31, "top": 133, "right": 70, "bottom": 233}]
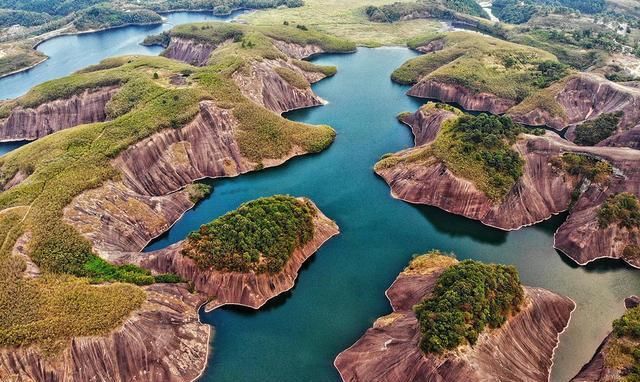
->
[
  {"left": 232, "top": 58, "right": 327, "bottom": 114},
  {"left": 0, "top": 283, "right": 210, "bottom": 382},
  {"left": 377, "top": 105, "right": 640, "bottom": 268},
  {"left": 334, "top": 258, "right": 575, "bottom": 382},
  {"left": 0, "top": 86, "right": 118, "bottom": 142},
  {"left": 407, "top": 79, "right": 516, "bottom": 115},
  {"left": 509, "top": 73, "right": 640, "bottom": 148},
  {"left": 162, "top": 37, "right": 220, "bottom": 66},
  {"left": 109, "top": 200, "right": 339, "bottom": 311}
]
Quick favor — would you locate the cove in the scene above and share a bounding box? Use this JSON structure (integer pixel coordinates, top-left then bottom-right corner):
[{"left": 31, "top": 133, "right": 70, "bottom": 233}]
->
[
  {"left": 145, "top": 47, "right": 640, "bottom": 382},
  {"left": 0, "top": 10, "right": 243, "bottom": 101},
  {"left": 0, "top": 10, "right": 243, "bottom": 154}
]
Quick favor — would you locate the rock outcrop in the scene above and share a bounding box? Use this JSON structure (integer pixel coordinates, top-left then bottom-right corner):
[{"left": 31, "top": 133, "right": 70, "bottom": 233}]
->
[
  {"left": 162, "top": 37, "right": 220, "bottom": 66},
  {"left": 378, "top": 105, "right": 640, "bottom": 267},
  {"left": 0, "top": 86, "right": 118, "bottom": 142},
  {"left": 407, "top": 79, "right": 516, "bottom": 115},
  {"left": 398, "top": 104, "right": 457, "bottom": 146},
  {"left": 510, "top": 73, "right": 640, "bottom": 148},
  {"left": 571, "top": 296, "right": 640, "bottom": 381},
  {"left": 232, "top": 59, "right": 326, "bottom": 114},
  {"left": 109, "top": 200, "right": 339, "bottom": 311},
  {"left": 272, "top": 39, "right": 325, "bottom": 59},
  {"left": 334, "top": 257, "right": 575, "bottom": 382},
  {"left": 0, "top": 283, "right": 210, "bottom": 382},
  {"left": 63, "top": 98, "right": 317, "bottom": 256}
]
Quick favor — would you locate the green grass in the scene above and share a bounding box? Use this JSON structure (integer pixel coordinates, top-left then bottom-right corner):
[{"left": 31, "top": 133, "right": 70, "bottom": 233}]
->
[
  {"left": 182, "top": 195, "right": 316, "bottom": 273},
  {"left": 0, "top": 22, "right": 347, "bottom": 351},
  {"left": 241, "top": 0, "right": 443, "bottom": 47},
  {"left": 392, "top": 32, "right": 561, "bottom": 102},
  {"left": 377, "top": 110, "right": 527, "bottom": 201},
  {"left": 275, "top": 67, "right": 310, "bottom": 89}
]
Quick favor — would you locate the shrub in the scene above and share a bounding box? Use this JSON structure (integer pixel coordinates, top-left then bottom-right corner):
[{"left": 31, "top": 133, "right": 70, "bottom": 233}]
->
[
  {"left": 415, "top": 260, "right": 524, "bottom": 353},
  {"left": 598, "top": 193, "right": 640, "bottom": 229}
]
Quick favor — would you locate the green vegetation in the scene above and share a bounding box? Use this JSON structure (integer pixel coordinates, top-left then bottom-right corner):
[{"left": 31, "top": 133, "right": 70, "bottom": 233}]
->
[
  {"left": 551, "top": 153, "right": 612, "bottom": 184},
  {"left": 414, "top": 257, "right": 524, "bottom": 353},
  {"left": 364, "top": 0, "right": 489, "bottom": 22},
  {"left": 604, "top": 306, "right": 640, "bottom": 380},
  {"left": 73, "top": 4, "right": 162, "bottom": 31},
  {"left": 598, "top": 193, "right": 640, "bottom": 229},
  {"left": 0, "top": 8, "right": 51, "bottom": 27},
  {"left": 182, "top": 195, "right": 316, "bottom": 273},
  {"left": 392, "top": 32, "right": 561, "bottom": 102},
  {"left": 0, "top": 22, "right": 346, "bottom": 351},
  {"left": 493, "top": 0, "right": 606, "bottom": 24},
  {"left": 574, "top": 112, "right": 622, "bottom": 146},
  {"left": 0, "top": 49, "right": 46, "bottom": 77},
  {"left": 432, "top": 113, "right": 526, "bottom": 201},
  {"left": 275, "top": 66, "right": 310, "bottom": 89},
  {"left": 186, "top": 183, "right": 212, "bottom": 204}
]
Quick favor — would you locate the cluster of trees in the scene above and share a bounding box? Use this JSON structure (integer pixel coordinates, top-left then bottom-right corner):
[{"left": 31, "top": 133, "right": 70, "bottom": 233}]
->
[
  {"left": 574, "top": 112, "right": 622, "bottom": 146},
  {"left": 533, "top": 60, "right": 568, "bottom": 88},
  {"left": 552, "top": 153, "right": 612, "bottom": 184},
  {"left": 83, "top": 256, "right": 182, "bottom": 285},
  {"left": 493, "top": 0, "right": 606, "bottom": 24},
  {"left": 415, "top": 260, "right": 525, "bottom": 353},
  {"left": 73, "top": 4, "right": 161, "bottom": 31},
  {"left": 364, "top": 0, "right": 488, "bottom": 23},
  {"left": 452, "top": 114, "right": 525, "bottom": 194},
  {"left": 611, "top": 306, "right": 640, "bottom": 379},
  {"left": 598, "top": 192, "right": 640, "bottom": 229},
  {"left": 541, "top": 28, "right": 628, "bottom": 53},
  {"left": 0, "top": 8, "right": 51, "bottom": 27},
  {"left": 182, "top": 195, "right": 316, "bottom": 274}
]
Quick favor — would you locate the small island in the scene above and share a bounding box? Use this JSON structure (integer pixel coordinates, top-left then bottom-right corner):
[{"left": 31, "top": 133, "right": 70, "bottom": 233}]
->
[{"left": 334, "top": 251, "right": 574, "bottom": 381}]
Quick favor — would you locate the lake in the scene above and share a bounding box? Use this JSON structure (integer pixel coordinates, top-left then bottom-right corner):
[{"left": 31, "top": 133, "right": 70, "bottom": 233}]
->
[{"left": 0, "top": 14, "right": 638, "bottom": 382}]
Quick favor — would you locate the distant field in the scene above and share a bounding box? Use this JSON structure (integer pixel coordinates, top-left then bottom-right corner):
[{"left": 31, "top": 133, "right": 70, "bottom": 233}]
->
[{"left": 242, "top": 0, "right": 443, "bottom": 46}]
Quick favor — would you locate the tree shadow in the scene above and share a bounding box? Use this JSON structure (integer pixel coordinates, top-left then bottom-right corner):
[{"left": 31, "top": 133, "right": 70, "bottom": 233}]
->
[{"left": 412, "top": 203, "right": 508, "bottom": 245}]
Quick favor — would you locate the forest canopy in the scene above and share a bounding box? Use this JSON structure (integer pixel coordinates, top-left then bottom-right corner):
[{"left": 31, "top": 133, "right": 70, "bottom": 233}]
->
[
  {"left": 182, "top": 195, "right": 317, "bottom": 273},
  {"left": 414, "top": 259, "right": 525, "bottom": 353}
]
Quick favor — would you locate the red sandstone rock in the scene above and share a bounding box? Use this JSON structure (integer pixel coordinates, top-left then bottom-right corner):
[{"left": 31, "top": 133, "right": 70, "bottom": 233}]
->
[
  {"left": 334, "top": 259, "right": 574, "bottom": 382},
  {"left": 0, "top": 86, "right": 118, "bottom": 142}
]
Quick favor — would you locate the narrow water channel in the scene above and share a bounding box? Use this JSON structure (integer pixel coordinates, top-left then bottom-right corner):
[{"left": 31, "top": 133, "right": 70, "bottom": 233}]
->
[{"left": 144, "top": 48, "right": 640, "bottom": 382}]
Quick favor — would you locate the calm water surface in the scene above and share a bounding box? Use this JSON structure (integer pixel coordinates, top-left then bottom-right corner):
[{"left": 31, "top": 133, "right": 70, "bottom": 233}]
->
[
  {"left": 144, "top": 48, "right": 640, "bottom": 382},
  {"left": 0, "top": 11, "right": 242, "bottom": 100}
]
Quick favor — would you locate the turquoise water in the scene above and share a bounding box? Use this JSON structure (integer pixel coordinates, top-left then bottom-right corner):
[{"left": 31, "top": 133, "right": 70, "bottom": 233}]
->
[{"left": 144, "top": 48, "right": 640, "bottom": 382}]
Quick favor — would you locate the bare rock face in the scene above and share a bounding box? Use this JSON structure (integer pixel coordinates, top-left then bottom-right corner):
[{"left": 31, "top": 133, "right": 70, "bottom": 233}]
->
[
  {"left": 272, "top": 39, "right": 325, "bottom": 59},
  {"left": 111, "top": 201, "right": 339, "bottom": 311},
  {"left": 0, "top": 86, "right": 118, "bottom": 142},
  {"left": 377, "top": 132, "right": 581, "bottom": 231},
  {"left": 378, "top": 106, "right": 640, "bottom": 267},
  {"left": 414, "top": 38, "right": 445, "bottom": 54},
  {"left": 407, "top": 79, "right": 516, "bottom": 115},
  {"left": 162, "top": 37, "right": 219, "bottom": 66},
  {"left": 63, "top": 180, "right": 194, "bottom": 255},
  {"left": 510, "top": 73, "right": 640, "bottom": 147},
  {"left": 114, "top": 101, "right": 250, "bottom": 197},
  {"left": 334, "top": 259, "right": 574, "bottom": 382},
  {"left": 0, "top": 283, "right": 210, "bottom": 382},
  {"left": 232, "top": 59, "right": 326, "bottom": 114},
  {"left": 398, "top": 105, "right": 456, "bottom": 146}
]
